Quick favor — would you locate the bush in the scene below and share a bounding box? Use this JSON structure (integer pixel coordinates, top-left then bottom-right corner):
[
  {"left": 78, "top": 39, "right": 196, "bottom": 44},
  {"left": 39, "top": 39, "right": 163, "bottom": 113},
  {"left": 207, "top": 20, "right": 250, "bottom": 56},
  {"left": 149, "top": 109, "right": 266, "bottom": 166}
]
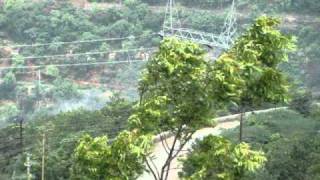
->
[
  {"left": 0, "top": 103, "right": 19, "bottom": 127},
  {"left": 289, "top": 90, "right": 312, "bottom": 116},
  {"left": 45, "top": 65, "right": 60, "bottom": 78},
  {"left": 180, "top": 135, "right": 266, "bottom": 180},
  {"left": 0, "top": 71, "right": 17, "bottom": 99},
  {"left": 223, "top": 109, "right": 320, "bottom": 180},
  {"left": 253, "top": 133, "right": 320, "bottom": 180},
  {"left": 52, "top": 78, "right": 80, "bottom": 100},
  {"left": 15, "top": 86, "right": 38, "bottom": 114},
  {"left": 310, "top": 103, "right": 320, "bottom": 119}
]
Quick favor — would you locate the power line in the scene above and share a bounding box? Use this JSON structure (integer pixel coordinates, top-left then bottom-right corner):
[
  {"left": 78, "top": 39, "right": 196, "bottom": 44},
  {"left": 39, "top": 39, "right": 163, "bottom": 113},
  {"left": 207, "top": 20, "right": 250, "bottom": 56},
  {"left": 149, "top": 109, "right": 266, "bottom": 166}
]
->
[
  {"left": 0, "top": 47, "right": 156, "bottom": 61},
  {"left": 0, "top": 125, "right": 128, "bottom": 144},
  {"left": 0, "top": 59, "right": 149, "bottom": 70},
  {"left": 0, "top": 33, "right": 158, "bottom": 49}
]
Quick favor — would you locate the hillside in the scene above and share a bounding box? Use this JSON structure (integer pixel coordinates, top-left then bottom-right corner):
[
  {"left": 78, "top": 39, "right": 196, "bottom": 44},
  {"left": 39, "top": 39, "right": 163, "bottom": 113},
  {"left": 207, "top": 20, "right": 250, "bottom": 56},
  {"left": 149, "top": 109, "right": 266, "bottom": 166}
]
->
[{"left": 0, "top": 0, "right": 319, "bottom": 179}]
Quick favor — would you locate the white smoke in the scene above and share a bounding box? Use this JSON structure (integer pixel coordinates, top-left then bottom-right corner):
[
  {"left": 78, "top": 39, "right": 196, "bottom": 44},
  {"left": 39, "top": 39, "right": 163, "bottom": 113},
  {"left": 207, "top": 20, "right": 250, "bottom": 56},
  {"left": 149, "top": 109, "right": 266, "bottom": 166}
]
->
[{"left": 49, "top": 89, "right": 112, "bottom": 114}]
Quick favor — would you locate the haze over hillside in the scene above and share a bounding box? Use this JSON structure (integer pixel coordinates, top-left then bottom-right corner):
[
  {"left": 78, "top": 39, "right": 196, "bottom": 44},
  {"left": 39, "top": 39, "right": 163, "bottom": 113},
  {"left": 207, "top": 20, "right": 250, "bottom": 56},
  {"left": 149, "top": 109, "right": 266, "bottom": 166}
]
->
[{"left": 0, "top": 0, "right": 319, "bottom": 179}]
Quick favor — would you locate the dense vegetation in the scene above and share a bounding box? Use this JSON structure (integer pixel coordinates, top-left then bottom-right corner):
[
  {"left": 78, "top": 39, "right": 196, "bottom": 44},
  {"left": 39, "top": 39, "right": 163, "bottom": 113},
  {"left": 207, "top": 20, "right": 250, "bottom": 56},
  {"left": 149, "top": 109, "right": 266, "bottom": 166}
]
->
[
  {"left": 0, "top": 0, "right": 319, "bottom": 179},
  {"left": 223, "top": 109, "right": 320, "bottom": 179},
  {"left": 0, "top": 95, "right": 133, "bottom": 179},
  {"left": 179, "top": 135, "right": 266, "bottom": 179},
  {"left": 72, "top": 16, "right": 295, "bottom": 180}
]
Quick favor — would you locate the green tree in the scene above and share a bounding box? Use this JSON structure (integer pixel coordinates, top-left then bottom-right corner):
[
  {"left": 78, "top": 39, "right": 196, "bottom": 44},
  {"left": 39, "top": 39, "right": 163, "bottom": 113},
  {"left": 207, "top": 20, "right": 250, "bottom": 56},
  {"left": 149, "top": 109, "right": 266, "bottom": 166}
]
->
[
  {"left": 289, "top": 89, "right": 312, "bottom": 116},
  {"left": 0, "top": 71, "right": 17, "bottom": 99},
  {"left": 52, "top": 78, "right": 80, "bottom": 100},
  {"left": 100, "top": 94, "right": 134, "bottom": 130},
  {"left": 3, "top": 0, "right": 25, "bottom": 11},
  {"left": 212, "top": 16, "right": 296, "bottom": 141},
  {"left": 0, "top": 103, "right": 19, "bottom": 127},
  {"left": 222, "top": 109, "right": 320, "bottom": 180},
  {"left": 107, "top": 19, "right": 135, "bottom": 37},
  {"left": 180, "top": 135, "right": 266, "bottom": 180},
  {"left": 72, "top": 131, "right": 152, "bottom": 180},
  {"left": 64, "top": 16, "right": 295, "bottom": 180},
  {"left": 11, "top": 54, "right": 25, "bottom": 67},
  {"left": 129, "top": 38, "right": 215, "bottom": 180},
  {"left": 45, "top": 65, "right": 60, "bottom": 78},
  {"left": 0, "top": 95, "right": 135, "bottom": 179}
]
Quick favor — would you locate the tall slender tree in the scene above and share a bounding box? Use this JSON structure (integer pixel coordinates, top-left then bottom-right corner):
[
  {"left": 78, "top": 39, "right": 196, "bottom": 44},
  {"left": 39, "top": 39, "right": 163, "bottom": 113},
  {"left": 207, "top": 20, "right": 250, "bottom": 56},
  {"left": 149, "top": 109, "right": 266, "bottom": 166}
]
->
[
  {"left": 212, "top": 16, "right": 296, "bottom": 141},
  {"left": 129, "top": 37, "right": 216, "bottom": 180}
]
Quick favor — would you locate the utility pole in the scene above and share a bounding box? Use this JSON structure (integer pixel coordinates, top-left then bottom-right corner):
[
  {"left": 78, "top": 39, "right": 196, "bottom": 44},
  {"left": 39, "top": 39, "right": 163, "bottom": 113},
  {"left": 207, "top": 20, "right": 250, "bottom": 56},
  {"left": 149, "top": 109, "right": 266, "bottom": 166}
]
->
[
  {"left": 127, "top": 52, "right": 131, "bottom": 64},
  {"left": 41, "top": 133, "right": 46, "bottom": 180},
  {"left": 37, "top": 69, "right": 41, "bottom": 108},
  {"left": 18, "top": 116, "right": 24, "bottom": 152},
  {"left": 11, "top": 170, "right": 16, "bottom": 180},
  {"left": 15, "top": 87, "right": 24, "bottom": 155},
  {"left": 24, "top": 154, "right": 32, "bottom": 180},
  {"left": 238, "top": 106, "right": 244, "bottom": 142},
  {"left": 239, "top": 111, "right": 244, "bottom": 142},
  {"left": 38, "top": 69, "right": 41, "bottom": 87}
]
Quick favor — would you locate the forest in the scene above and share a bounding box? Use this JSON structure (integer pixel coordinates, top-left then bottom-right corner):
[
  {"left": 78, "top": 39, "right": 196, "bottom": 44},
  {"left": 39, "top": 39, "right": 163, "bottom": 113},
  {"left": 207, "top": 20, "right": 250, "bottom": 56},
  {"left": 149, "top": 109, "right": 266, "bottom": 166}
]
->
[{"left": 0, "top": 0, "right": 319, "bottom": 179}]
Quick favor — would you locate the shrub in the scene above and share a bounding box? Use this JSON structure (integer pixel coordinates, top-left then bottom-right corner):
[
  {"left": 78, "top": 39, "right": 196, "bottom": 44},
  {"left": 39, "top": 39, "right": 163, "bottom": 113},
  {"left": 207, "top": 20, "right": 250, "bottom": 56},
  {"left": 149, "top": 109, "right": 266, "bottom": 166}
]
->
[
  {"left": 310, "top": 103, "right": 320, "bottom": 120},
  {"left": 180, "top": 135, "right": 266, "bottom": 180},
  {"left": 289, "top": 90, "right": 312, "bottom": 116},
  {"left": 0, "top": 71, "right": 17, "bottom": 99},
  {"left": 45, "top": 65, "right": 60, "bottom": 78}
]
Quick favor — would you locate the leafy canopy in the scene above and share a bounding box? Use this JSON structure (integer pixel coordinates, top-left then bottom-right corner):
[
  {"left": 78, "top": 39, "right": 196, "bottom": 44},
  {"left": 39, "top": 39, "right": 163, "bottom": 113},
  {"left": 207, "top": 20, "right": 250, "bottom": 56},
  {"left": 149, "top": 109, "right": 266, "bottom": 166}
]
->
[
  {"left": 72, "top": 131, "right": 153, "bottom": 180},
  {"left": 129, "top": 37, "right": 218, "bottom": 180},
  {"left": 180, "top": 135, "right": 266, "bottom": 180},
  {"left": 129, "top": 38, "right": 215, "bottom": 135},
  {"left": 72, "top": 16, "right": 295, "bottom": 180},
  {"left": 212, "top": 16, "right": 296, "bottom": 106}
]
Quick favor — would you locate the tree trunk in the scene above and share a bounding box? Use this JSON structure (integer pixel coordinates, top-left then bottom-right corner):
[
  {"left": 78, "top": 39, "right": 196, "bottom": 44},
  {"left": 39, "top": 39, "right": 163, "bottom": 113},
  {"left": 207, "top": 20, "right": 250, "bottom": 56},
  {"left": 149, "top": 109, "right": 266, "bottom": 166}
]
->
[{"left": 239, "top": 110, "right": 244, "bottom": 142}]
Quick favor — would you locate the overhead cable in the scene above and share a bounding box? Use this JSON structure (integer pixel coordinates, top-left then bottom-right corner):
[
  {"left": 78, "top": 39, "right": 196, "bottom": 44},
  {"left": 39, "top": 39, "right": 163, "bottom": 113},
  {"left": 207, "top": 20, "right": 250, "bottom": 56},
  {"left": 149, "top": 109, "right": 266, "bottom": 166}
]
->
[
  {"left": 0, "top": 47, "right": 156, "bottom": 61},
  {"left": 0, "top": 33, "right": 158, "bottom": 48},
  {"left": 0, "top": 59, "right": 149, "bottom": 70}
]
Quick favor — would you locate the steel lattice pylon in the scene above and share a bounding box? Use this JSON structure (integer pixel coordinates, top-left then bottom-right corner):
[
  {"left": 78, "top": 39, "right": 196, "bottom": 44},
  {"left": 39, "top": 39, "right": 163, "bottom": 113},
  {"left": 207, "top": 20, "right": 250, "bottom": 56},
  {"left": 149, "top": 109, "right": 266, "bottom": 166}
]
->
[{"left": 160, "top": 0, "right": 237, "bottom": 50}]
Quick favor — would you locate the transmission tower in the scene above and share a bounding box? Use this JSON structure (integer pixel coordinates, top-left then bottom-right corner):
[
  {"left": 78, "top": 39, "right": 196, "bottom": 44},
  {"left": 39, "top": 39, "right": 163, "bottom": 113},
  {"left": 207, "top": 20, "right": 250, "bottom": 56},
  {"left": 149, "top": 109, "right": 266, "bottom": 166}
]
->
[
  {"left": 160, "top": 0, "right": 237, "bottom": 50},
  {"left": 220, "top": 0, "right": 237, "bottom": 49}
]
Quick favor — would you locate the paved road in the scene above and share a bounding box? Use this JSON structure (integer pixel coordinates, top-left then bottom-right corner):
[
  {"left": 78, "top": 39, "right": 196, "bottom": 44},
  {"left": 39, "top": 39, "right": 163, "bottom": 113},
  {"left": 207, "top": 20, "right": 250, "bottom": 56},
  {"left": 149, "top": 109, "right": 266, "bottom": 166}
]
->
[
  {"left": 139, "top": 121, "right": 239, "bottom": 180},
  {"left": 139, "top": 107, "right": 287, "bottom": 180}
]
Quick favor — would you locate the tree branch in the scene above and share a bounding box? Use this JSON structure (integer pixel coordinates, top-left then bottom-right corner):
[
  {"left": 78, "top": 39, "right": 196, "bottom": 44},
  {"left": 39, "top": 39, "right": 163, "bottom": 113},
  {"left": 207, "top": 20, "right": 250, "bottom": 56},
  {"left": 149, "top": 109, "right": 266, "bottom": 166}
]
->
[
  {"left": 145, "top": 157, "right": 160, "bottom": 180},
  {"left": 160, "top": 124, "right": 183, "bottom": 180},
  {"left": 150, "top": 157, "right": 161, "bottom": 179},
  {"left": 160, "top": 133, "right": 170, "bottom": 155},
  {"left": 164, "top": 132, "right": 194, "bottom": 180},
  {"left": 171, "top": 132, "right": 194, "bottom": 161}
]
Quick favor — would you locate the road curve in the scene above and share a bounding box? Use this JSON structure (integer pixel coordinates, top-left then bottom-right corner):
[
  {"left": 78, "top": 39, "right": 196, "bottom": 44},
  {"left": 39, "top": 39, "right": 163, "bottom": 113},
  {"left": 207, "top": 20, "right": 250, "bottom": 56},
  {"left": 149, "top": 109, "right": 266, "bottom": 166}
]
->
[{"left": 139, "top": 107, "right": 287, "bottom": 180}]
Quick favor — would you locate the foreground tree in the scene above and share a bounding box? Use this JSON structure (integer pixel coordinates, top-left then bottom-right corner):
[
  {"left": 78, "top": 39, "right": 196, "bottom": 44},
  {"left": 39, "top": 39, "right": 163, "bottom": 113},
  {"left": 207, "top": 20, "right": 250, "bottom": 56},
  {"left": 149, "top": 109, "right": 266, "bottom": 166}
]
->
[
  {"left": 128, "top": 16, "right": 295, "bottom": 179},
  {"left": 129, "top": 38, "right": 216, "bottom": 180},
  {"left": 179, "top": 135, "right": 266, "bottom": 180},
  {"left": 212, "top": 16, "right": 296, "bottom": 141},
  {"left": 72, "top": 131, "right": 152, "bottom": 180},
  {"left": 71, "top": 16, "right": 295, "bottom": 180}
]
